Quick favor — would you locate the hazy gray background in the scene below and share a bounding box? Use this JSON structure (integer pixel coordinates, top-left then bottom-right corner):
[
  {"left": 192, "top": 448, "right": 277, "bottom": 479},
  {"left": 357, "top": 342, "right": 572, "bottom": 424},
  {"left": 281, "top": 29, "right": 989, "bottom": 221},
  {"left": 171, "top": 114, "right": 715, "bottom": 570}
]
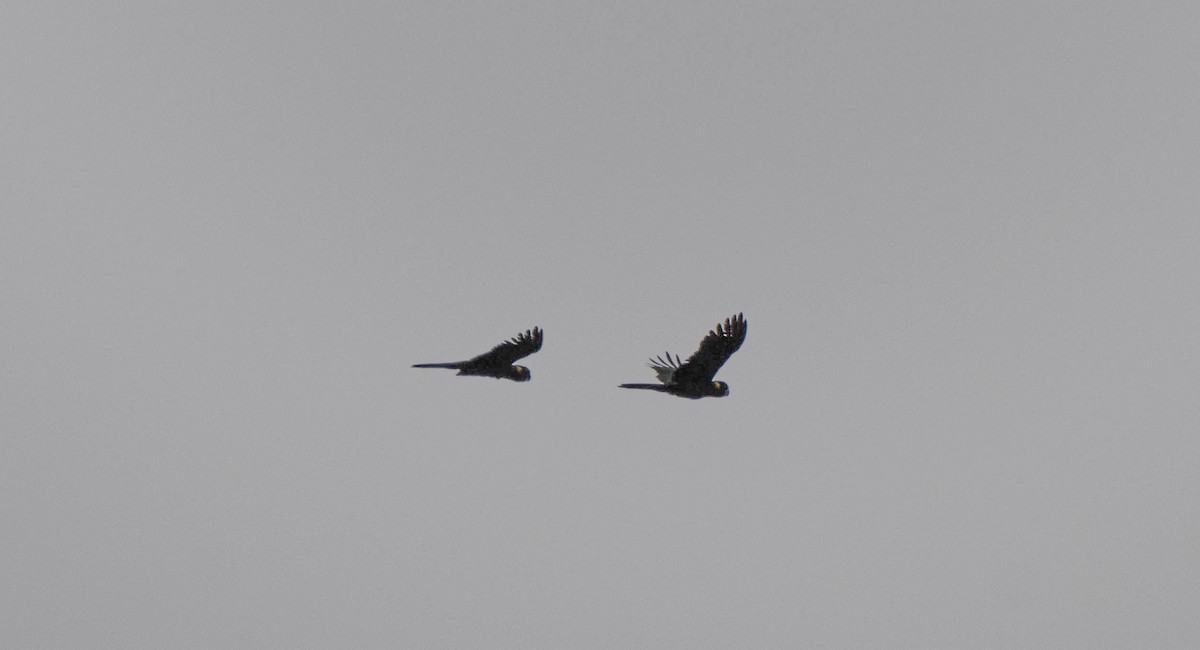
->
[{"left": 3, "top": 1, "right": 1198, "bottom": 647}]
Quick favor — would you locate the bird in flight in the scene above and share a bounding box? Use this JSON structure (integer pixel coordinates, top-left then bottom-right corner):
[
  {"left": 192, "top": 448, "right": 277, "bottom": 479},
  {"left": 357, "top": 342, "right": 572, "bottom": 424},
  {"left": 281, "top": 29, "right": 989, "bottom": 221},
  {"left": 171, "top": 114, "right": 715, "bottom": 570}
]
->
[
  {"left": 620, "top": 313, "right": 747, "bottom": 398},
  {"left": 413, "top": 327, "right": 543, "bottom": 382}
]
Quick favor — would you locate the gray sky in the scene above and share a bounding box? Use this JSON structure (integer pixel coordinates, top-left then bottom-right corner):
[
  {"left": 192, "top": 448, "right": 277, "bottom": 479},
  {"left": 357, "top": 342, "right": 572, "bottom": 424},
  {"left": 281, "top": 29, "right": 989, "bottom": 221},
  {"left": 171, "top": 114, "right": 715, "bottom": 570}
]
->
[{"left": 3, "top": 1, "right": 1199, "bottom": 647}]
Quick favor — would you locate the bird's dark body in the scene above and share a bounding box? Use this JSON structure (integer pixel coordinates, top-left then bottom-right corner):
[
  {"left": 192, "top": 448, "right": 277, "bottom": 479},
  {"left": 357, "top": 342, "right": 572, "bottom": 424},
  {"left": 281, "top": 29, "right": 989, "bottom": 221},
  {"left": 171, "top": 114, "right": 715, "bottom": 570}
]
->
[
  {"left": 413, "top": 327, "right": 542, "bottom": 382},
  {"left": 615, "top": 383, "right": 726, "bottom": 399},
  {"left": 619, "top": 313, "right": 746, "bottom": 399}
]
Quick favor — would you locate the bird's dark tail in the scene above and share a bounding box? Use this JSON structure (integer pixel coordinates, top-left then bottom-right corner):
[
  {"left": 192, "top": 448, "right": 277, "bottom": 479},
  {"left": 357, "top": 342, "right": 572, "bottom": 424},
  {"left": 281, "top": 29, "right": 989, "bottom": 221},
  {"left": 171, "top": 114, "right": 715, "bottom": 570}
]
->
[
  {"left": 619, "top": 383, "right": 667, "bottom": 391},
  {"left": 412, "top": 362, "right": 462, "bottom": 369}
]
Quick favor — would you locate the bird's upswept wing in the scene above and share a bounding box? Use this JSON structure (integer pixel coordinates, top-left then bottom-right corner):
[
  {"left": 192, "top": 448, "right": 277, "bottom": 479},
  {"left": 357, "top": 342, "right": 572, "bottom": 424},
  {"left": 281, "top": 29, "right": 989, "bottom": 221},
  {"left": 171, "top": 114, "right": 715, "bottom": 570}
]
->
[
  {"left": 669, "top": 313, "right": 747, "bottom": 385},
  {"left": 466, "top": 327, "right": 543, "bottom": 367}
]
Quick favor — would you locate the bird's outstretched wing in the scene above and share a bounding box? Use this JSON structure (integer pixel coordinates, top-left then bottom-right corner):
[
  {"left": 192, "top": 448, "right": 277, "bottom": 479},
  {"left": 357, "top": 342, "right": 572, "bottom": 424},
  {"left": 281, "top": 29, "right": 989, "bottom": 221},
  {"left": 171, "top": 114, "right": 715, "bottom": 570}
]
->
[
  {"left": 670, "top": 313, "right": 747, "bottom": 385},
  {"left": 467, "top": 327, "right": 543, "bottom": 367}
]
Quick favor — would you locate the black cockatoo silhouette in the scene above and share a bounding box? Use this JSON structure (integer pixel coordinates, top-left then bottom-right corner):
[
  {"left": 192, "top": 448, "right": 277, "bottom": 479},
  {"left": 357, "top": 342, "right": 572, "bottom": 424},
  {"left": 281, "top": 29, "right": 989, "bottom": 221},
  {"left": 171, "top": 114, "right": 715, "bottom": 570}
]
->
[
  {"left": 620, "top": 313, "right": 746, "bottom": 398},
  {"left": 413, "top": 327, "right": 543, "bottom": 382}
]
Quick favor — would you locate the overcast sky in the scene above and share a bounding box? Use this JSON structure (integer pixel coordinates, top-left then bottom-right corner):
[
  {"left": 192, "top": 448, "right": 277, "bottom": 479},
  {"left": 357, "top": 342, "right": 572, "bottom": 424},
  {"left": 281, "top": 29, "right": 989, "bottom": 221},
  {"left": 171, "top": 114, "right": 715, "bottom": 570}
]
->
[{"left": 3, "top": 1, "right": 1199, "bottom": 648}]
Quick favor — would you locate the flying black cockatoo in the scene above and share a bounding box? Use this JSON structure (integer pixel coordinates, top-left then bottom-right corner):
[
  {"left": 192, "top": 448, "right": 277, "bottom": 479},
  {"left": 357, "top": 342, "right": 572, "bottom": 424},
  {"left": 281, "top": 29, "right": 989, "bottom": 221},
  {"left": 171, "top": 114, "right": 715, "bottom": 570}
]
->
[
  {"left": 413, "top": 327, "right": 543, "bottom": 382},
  {"left": 619, "top": 313, "right": 747, "bottom": 398}
]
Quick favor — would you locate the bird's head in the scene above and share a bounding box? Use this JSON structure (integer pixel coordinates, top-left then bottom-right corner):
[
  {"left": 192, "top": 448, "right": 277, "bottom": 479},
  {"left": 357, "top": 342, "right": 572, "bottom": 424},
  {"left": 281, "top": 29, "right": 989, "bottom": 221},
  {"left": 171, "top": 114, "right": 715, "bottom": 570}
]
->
[
  {"left": 511, "top": 366, "right": 531, "bottom": 382},
  {"left": 711, "top": 381, "right": 729, "bottom": 397}
]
